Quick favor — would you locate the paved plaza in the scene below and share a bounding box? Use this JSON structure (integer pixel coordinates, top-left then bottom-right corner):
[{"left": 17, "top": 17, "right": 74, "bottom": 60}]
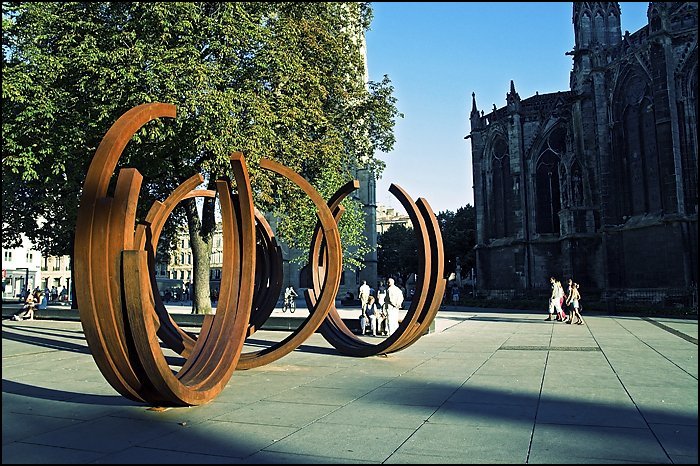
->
[{"left": 2, "top": 306, "right": 697, "bottom": 464}]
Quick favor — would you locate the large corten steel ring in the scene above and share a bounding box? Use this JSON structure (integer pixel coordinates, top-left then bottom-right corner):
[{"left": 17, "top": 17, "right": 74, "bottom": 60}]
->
[
  {"left": 121, "top": 158, "right": 255, "bottom": 406},
  {"left": 130, "top": 159, "right": 342, "bottom": 371},
  {"left": 234, "top": 158, "right": 343, "bottom": 370},
  {"left": 308, "top": 184, "right": 446, "bottom": 356},
  {"left": 75, "top": 102, "right": 445, "bottom": 406},
  {"left": 133, "top": 180, "right": 283, "bottom": 359},
  {"left": 75, "top": 103, "right": 180, "bottom": 403}
]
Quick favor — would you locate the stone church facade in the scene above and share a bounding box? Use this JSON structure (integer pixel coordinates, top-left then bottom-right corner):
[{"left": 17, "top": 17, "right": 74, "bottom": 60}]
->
[{"left": 468, "top": 2, "right": 697, "bottom": 303}]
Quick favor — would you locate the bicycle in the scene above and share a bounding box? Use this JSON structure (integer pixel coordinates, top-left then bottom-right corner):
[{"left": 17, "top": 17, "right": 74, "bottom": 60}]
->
[{"left": 283, "top": 296, "right": 296, "bottom": 313}]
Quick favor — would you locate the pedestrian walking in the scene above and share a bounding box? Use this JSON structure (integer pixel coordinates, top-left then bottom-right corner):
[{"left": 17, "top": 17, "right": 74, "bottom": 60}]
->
[
  {"left": 566, "top": 280, "right": 585, "bottom": 325},
  {"left": 545, "top": 276, "right": 565, "bottom": 321}
]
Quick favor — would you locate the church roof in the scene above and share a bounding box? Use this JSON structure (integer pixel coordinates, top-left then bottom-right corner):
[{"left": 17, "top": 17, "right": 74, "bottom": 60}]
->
[
  {"left": 488, "top": 91, "right": 574, "bottom": 122},
  {"left": 520, "top": 91, "right": 574, "bottom": 110}
]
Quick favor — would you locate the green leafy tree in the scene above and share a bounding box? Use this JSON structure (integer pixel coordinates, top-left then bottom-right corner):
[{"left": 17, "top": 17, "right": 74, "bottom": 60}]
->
[
  {"left": 438, "top": 205, "right": 476, "bottom": 281},
  {"left": 2, "top": 2, "right": 401, "bottom": 313},
  {"left": 377, "top": 223, "right": 418, "bottom": 289}
]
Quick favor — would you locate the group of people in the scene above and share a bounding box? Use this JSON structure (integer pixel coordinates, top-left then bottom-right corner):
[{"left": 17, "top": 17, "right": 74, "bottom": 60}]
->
[
  {"left": 47, "top": 285, "right": 67, "bottom": 303},
  {"left": 546, "top": 277, "right": 584, "bottom": 325},
  {"left": 358, "top": 278, "right": 404, "bottom": 337}
]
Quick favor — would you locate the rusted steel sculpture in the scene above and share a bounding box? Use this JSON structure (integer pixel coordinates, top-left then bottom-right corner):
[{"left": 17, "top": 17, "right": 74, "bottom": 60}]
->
[
  {"left": 246, "top": 209, "right": 285, "bottom": 338},
  {"left": 75, "top": 102, "right": 445, "bottom": 406},
  {"left": 75, "top": 103, "right": 179, "bottom": 403},
  {"left": 309, "top": 184, "right": 446, "bottom": 356}
]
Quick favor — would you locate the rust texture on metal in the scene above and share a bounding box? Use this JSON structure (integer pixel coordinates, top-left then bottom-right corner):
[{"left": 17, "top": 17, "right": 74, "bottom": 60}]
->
[
  {"left": 75, "top": 103, "right": 178, "bottom": 403},
  {"left": 234, "top": 158, "right": 343, "bottom": 370},
  {"left": 74, "top": 103, "right": 446, "bottom": 406},
  {"left": 246, "top": 210, "right": 284, "bottom": 338}
]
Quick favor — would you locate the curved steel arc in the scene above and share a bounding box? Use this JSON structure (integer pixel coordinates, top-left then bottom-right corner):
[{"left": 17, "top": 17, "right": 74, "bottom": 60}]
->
[
  {"left": 306, "top": 181, "right": 359, "bottom": 338},
  {"left": 74, "top": 103, "right": 177, "bottom": 402},
  {"left": 122, "top": 152, "right": 254, "bottom": 406},
  {"left": 134, "top": 175, "right": 214, "bottom": 358},
  {"left": 246, "top": 211, "right": 284, "bottom": 337},
  {"left": 235, "top": 158, "right": 343, "bottom": 370},
  {"left": 393, "top": 197, "right": 446, "bottom": 348},
  {"left": 313, "top": 183, "right": 443, "bottom": 357},
  {"left": 132, "top": 185, "right": 281, "bottom": 357}
]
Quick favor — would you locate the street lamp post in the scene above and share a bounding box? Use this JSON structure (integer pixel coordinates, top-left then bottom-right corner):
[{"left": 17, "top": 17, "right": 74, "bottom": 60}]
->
[
  {"left": 471, "top": 267, "right": 475, "bottom": 297},
  {"left": 16, "top": 267, "right": 30, "bottom": 297}
]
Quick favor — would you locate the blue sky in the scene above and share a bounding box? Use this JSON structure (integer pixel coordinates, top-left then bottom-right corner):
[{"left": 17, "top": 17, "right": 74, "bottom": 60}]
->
[{"left": 365, "top": 2, "right": 649, "bottom": 214}]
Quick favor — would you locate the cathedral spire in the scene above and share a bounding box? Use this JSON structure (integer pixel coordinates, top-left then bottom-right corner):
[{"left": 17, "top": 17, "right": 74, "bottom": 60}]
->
[
  {"left": 469, "top": 92, "right": 483, "bottom": 130},
  {"left": 470, "top": 92, "right": 479, "bottom": 117},
  {"left": 570, "top": 2, "right": 622, "bottom": 92},
  {"left": 506, "top": 80, "right": 520, "bottom": 111}
]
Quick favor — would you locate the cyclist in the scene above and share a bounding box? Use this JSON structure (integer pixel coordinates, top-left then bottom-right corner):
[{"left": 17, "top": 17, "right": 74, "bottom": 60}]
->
[{"left": 283, "top": 285, "right": 298, "bottom": 313}]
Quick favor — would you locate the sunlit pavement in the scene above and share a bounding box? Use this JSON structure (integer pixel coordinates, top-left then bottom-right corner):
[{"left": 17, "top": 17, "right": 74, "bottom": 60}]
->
[{"left": 2, "top": 308, "right": 697, "bottom": 464}]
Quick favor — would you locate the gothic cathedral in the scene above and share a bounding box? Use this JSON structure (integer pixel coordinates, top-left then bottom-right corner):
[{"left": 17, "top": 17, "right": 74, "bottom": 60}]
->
[{"left": 468, "top": 2, "right": 697, "bottom": 302}]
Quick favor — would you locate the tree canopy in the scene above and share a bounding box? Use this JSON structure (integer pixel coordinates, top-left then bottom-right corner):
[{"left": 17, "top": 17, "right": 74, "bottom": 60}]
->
[
  {"left": 437, "top": 204, "right": 476, "bottom": 279},
  {"left": 376, "top": 223, "right": 418, "bottom": 288},
  {"left": 376, "top": 204, "right": 476, "bottom": 291},
  {"left": 2, "top": 2, "right": 402, "bottom": 311}
]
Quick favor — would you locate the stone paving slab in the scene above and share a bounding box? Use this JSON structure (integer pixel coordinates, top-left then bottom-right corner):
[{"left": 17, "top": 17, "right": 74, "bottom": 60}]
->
[{"left": 2, "top": 310, "right": 697, "bottom": 464}]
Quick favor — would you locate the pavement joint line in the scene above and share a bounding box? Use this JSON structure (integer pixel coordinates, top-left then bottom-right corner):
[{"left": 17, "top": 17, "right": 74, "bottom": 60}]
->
[
  {"left": 586, "top": 318, "right": 676, "bottom": 463},
  {"left": 641, "top": 317, "right": 698, "bottom": 345},
  {"left": 525, "top": 323, "right": 554, "bottom": 463},
  {"left": 498, "top": 345, "right": 601, "bottom": 351}
]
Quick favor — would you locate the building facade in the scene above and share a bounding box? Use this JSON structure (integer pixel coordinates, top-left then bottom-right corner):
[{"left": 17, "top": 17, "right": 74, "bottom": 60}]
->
[
  {"left": 40, "top": 254, "right": 72, "bottom": 301},
  {"left": 468, "top": 2, "right": 697, "bottom": 303},
  {"left": 1, "top": 235, "right": 43, "bottom": 300},
  {"left": 376, "top": 203, "right": 412, "bottom": 234}
]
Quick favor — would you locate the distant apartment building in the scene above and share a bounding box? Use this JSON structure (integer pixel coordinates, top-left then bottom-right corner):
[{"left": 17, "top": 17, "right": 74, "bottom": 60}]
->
[
  {"left": 376, "top": 204, "right": 411, "bottom": 234},
  {"left": 40, "top": 254, "right": 72, "bottom": 300},
  {"left": 1, "top": 235, "right": 42, "bottom": 299},
  {"left": 154, "top": 224, "right": 226, "bottom": 300}
]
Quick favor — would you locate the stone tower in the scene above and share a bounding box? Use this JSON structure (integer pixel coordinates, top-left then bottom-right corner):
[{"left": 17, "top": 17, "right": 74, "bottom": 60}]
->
[
  {"left": 353, "top": 5, "right": 378, "bottom": 291},
  {"left": 355, "top": 165, "right": 378, "bottom": 289}
]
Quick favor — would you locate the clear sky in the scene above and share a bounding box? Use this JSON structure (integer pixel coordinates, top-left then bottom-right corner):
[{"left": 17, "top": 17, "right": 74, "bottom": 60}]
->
[{"left": 364, "top": 2, "right": 650, "bottom": 214}]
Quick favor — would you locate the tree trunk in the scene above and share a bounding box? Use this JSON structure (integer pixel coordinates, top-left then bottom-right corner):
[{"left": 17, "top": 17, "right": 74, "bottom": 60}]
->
[{"left": 184, "top": 195, "right": 216, "bottom": 315}]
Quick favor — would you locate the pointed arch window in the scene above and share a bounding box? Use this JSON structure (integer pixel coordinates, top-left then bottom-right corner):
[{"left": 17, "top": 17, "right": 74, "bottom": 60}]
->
[
  {"left": 613, "top": 74, "right": 661, "bottom": 219},
  {"left": 535, "top": 127, "right": 565, "bottom": 235},
  {"left": 606, "top": 8, "right": 619, "bottom": 45},
  {"left": 593, "top": 11, "right": 605, "bottom": 45},
  {"left": 579, "top": 12, "right": 591, "bottom": 48},
  {"left": 490, "top": 137, "right": 511, "bottom": 238}
]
